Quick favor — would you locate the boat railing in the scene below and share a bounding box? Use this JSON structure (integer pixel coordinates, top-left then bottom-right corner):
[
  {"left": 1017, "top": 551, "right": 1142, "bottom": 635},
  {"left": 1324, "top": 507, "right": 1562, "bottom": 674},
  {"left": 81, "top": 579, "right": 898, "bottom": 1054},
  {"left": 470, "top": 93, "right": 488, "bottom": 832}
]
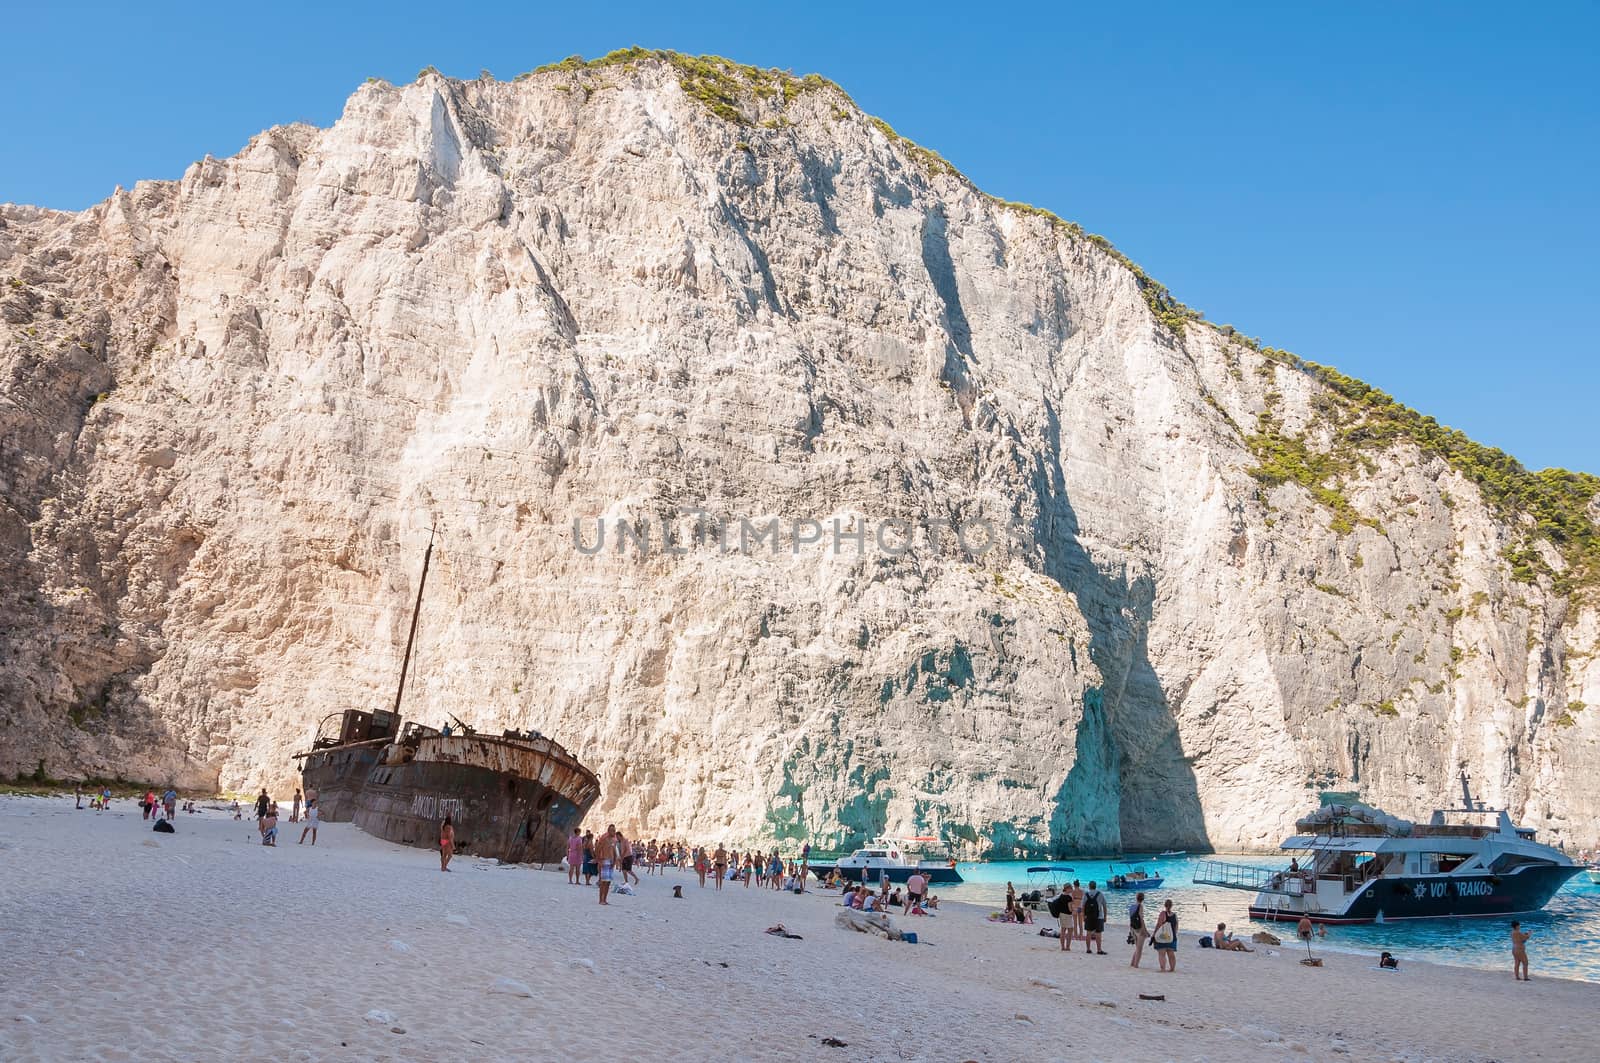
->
[{"left": 1192, "top": 860, "right": 1308, "bottom": 895}]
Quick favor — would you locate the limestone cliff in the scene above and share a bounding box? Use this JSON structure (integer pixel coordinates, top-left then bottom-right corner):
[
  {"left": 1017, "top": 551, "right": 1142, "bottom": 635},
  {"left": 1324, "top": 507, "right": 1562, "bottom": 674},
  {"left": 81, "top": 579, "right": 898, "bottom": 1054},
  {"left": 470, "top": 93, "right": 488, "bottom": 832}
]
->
[{"left": 3, "top": 51, "right": 1597, "bottom": 854}]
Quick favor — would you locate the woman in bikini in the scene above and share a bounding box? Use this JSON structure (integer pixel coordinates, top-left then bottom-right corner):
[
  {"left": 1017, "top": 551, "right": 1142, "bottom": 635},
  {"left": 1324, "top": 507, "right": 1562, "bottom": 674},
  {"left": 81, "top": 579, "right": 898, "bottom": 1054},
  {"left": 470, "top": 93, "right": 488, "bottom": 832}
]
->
[
  {"left": 439, "top": 815, "right": 455, "bottom": 872},
  {"left": 713, "top": 845, "right": 728, "bottom": 891}
]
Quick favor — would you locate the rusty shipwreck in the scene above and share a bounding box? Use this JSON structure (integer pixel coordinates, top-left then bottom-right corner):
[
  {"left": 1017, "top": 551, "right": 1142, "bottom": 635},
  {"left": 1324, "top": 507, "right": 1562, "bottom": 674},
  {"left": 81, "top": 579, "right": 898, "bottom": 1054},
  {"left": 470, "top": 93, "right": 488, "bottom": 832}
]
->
[{"left": 292, "top": 531, "right": 600, "bottom": 863}]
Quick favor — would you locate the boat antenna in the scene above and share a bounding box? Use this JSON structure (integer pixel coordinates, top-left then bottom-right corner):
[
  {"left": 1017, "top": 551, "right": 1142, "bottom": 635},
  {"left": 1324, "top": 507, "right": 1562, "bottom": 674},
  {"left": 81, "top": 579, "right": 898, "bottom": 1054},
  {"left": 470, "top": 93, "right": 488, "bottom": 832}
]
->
[{"left": 391, "top": 525, "right": 436, "bottom": 719}]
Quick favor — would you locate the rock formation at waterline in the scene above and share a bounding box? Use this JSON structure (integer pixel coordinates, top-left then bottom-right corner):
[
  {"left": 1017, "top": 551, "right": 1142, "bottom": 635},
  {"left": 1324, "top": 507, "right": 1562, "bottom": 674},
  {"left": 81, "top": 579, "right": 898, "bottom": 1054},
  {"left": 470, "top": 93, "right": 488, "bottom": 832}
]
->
[{"left": 3, "top": 51, "right": 1597, "bottom": 854}]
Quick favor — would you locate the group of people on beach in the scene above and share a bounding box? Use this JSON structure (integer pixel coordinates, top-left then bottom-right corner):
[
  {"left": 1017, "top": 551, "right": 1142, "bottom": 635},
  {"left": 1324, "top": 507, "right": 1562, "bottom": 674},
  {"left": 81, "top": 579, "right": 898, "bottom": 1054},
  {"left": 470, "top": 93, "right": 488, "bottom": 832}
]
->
[
  {"left": 249, "top": 787, "right": 319, "bottom": 847},
  {"left": 560, "top": 829, "right": 815, "bottom": 901}
]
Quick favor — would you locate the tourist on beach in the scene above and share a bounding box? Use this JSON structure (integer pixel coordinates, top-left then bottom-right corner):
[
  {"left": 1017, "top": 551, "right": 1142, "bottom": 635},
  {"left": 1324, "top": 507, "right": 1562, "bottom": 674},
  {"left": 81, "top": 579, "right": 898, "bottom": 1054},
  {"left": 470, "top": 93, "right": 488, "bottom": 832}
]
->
[
  {"left": 254, "top": 788, "right": 270, "bottom": 826},
  {"left": 1379, "top": 951, "right": 1399, "bottom": 969},
  {"left": 291, "top": 788, "right": 302, "bottom": 823},
  {"left": 1048, "top": 890, "right": 1073, "bottom": 951},
  {"left": 1005, "top": 881, "right": 1016, "bottom": 910},
  {"left": 262, "top": 805, "right": 279, "bottom": 846},
  {"left": 1153, "top": 899, "right": 1178, "bottom": 972},
  {"left": 1083, "top": 881, "right": 1107, "bottom": 954},
  {"left": 620, "top": 832, "right": 640, "bottom": 887},
  {"left": 582, "top": 830, "right": 596, "bottom": 885},
  {"left": 693, "top": 846, "right": 708, "bottom": 888},
  {"left": 101, "top": 786, "right": 112, "bottom": 810},
  {"left": 141, "top": 789, "right": 155, "bottom": 821},
  {"left": 1129, "top": 892, "right": 1148, "bottom": 968},
  {"left": 74, "top": 784, "right": 83, "bottom": 809},
  {"left": 1297, "top": 913, "right": 1314, "bottom": 958},
  {"left": 1510, "top": 921, "right": 1532, "bottom": 981},
  {"left": 595, "top": 825, "right": 621, "bottom": 905},
  {"left": 231, "top": 799, "right": 241, "bottom": 820},
  {"left": 162, "top": 787, "right": 177, "bottom": 821},
  {"left": 567, "top": 828, "right": 584, "bottom": 885},
  {"left": 713, "top": 845, "right": 728, "bottom": 891},
  {"left": 298, "top": 800, "right": 319, "bottom": 845},
  {"left": 1070, "top": 880, "right": 1086, "bottom": 940},
  {"left": 906, "top": 871, "right": 928, "bottom": 915},
  {"left": 1213, "top": 923, "right": 1252, "bottom": 951},
  {"left": 439, "top": 815, "right": 455, "bottom": 872}
]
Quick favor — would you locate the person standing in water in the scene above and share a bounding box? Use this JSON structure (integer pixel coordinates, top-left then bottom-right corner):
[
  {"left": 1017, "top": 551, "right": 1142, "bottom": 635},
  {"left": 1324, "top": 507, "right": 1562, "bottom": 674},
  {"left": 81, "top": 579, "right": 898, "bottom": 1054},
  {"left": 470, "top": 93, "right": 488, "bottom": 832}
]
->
[
  {"left": 1510, "top": 921, "right": 1532, "bottom": 981},
  {"left": 439, "top": 815, "right": 455, "bottom": 872}
]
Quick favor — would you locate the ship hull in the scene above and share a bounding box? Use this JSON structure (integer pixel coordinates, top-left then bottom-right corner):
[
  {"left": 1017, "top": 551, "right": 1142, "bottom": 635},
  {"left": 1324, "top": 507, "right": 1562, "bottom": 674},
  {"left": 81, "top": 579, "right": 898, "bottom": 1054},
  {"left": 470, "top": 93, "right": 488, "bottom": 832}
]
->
[
  {"left": 299, "top": 741, "right": 387, "bottom": 822},
  {"left": 808, "top": 864, "right": 964, "bottom": 885},
  {"left": 1249, "top": 865, "right": 1581, "bottom": 924},
  {"left": 351, "top": 735, "right": 599, "bottom": 865}
]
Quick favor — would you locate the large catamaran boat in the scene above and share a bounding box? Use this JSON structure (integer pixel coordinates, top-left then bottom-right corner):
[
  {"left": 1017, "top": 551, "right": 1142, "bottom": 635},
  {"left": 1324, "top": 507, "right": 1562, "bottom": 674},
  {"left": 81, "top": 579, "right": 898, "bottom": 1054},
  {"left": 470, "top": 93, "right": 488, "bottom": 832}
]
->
[{"left": 1195, "top": 784, "right": 1582, "bottom": 924}]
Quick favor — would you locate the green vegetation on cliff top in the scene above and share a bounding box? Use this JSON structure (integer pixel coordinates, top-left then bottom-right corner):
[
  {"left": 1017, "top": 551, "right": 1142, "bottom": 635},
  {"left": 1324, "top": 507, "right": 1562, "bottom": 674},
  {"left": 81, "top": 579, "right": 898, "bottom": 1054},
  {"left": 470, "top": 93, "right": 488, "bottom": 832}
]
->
[{"left": 504, "top": 49, "right": 1599, "bottom": 591}]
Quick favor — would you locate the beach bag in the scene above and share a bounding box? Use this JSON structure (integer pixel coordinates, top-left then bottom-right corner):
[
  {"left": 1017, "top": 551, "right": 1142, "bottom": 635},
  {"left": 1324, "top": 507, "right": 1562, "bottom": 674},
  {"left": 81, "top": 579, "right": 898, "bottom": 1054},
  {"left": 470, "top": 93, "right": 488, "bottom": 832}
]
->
[
  {"left": 153, "top": 819, "right": 175, "bottom": 833},
  {"left": 1153, "top": 921, "right": 1174, "bottom": 945}
]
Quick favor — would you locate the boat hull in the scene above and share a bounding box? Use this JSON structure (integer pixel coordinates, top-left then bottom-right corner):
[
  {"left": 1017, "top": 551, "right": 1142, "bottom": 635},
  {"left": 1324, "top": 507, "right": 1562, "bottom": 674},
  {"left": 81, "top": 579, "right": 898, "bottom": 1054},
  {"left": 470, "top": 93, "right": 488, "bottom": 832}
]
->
[
  {"left": 351, "top": 735, "right": 599, "bottom": 865},
  {"left": 299, "top": 741, "right": 387, "bottom": 822},
  {"left": 1109, "top": 878, "right": 1164, "bottom": 890},
  {"left": 808, "top": 863, "right": 964, "bottom": 885},
  {"left": 1249, "top": 865, "right": 1581, "bottom": 924}
]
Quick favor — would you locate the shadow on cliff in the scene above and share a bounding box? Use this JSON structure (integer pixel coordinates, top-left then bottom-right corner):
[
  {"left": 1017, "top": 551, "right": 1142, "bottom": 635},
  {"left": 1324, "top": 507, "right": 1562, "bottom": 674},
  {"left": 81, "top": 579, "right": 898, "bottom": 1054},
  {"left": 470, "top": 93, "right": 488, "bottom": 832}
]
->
[{"left": 1036, "top": 397, "right": 1212, "bottom": 854}]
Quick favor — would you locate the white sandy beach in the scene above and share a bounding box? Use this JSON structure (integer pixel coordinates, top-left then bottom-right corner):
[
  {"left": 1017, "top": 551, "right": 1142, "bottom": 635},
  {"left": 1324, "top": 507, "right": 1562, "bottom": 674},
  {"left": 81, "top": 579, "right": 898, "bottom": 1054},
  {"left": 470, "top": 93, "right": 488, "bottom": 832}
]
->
[{"left": 0, "top": 795, "right": 1592, "bottom": 1062}]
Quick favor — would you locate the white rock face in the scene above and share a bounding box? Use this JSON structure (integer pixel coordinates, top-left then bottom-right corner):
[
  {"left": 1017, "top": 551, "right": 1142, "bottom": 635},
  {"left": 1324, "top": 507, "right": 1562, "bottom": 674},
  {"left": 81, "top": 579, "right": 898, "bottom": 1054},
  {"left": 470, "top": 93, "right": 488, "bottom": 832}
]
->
[{"left": 2, "top": 58, "right": 1597, "bottom": 853}]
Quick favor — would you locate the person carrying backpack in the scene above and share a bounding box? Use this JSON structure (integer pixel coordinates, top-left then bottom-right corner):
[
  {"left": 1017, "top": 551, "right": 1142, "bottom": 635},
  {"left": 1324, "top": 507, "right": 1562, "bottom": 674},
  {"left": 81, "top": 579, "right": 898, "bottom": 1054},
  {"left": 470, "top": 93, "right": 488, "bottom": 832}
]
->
[{"left": 1082, "top": 881, "right": 1108, "bottom": 954}]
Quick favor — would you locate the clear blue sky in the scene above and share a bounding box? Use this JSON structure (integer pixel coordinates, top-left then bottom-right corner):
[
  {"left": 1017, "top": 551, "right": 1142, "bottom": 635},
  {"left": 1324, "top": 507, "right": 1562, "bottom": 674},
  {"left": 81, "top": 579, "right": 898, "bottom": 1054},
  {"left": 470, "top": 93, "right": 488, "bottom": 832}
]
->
[{"left": 6, "top": 2, "right": 1596, "bottom": 472}]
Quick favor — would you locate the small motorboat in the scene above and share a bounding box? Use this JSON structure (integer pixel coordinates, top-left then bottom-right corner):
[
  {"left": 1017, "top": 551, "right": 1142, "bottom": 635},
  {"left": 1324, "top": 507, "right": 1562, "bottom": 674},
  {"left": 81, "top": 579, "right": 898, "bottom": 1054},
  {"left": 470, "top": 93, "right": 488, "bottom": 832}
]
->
[
  {"left": 1015, "top": 865, "right": 1076, "bottom": 911},
  {"left": 1158, "top": 849, "right": 1187, "bottom": 859},
  {"left": 1586, "top": 865, "right": 1600, "bottom": 885},
  {"left": 1108, "top": 865, "right": 1164, "bottom": 890}
]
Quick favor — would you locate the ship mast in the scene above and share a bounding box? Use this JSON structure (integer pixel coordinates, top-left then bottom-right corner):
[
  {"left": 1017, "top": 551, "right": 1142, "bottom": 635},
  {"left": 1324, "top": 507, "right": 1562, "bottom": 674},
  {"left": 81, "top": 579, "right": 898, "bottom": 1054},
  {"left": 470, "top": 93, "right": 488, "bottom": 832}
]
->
[{"left": 391, "top": 525, "right": 436, "bottom": 719}]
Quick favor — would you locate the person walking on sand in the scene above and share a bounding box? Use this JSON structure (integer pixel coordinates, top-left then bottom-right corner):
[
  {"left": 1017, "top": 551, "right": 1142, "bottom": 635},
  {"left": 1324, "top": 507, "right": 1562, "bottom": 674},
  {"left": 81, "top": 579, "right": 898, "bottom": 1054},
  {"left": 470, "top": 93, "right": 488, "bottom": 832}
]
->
[
  {"left": 1153, "top": 899, "right": 1178, "bottom": 972},
  {"left": 162, "top": 787, "right": 177, "bottom": 821},
  {"left": 141, "top": 789, "right": 155, "bottom": 821},
  {"left": 75, "top": 784, "right": 83, "bottom": 810},
  {"left": 620, "top": 832, "right": 640, "bottom": 887},
  {"left": 694, "top": 846, "right": 709, "bottom": 888},
  {"left": 1128, "top": 892, "right": 1149, "bottom": 968},
  {"left": 298, "top": 799, "right": 319, "bottom": 845},
  {"left": 439, "top": 815, "right": 455, "bottom": 872},
  {"left": 566, "top": 828, "right": 584, "bottom": 885},
  {"left": 254, "top": 788, "right": 270, "bottom": 828},
  {"left": 291, "top": 788, "right": 302, "bottom": 823},
  {"left": 1510, "top": 921, "right": 1532, "bottom": 981},
  {"left": 713, "top": 845, "right": 728, "bottom": 891},
  {"left": 595, "top": 825, "right": 621, "bottom": 905},
  {"left": 581, "top": 830, "right": 597, "bottom": 885}
]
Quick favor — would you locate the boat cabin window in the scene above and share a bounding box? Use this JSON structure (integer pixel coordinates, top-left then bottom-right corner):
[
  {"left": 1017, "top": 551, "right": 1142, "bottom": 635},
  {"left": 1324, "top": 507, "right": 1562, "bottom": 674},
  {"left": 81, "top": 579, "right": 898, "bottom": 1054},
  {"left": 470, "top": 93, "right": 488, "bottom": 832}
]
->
[
  {"left": 1489, "top": 853, "right": 1543, "bottom": 873},
  {"left": 860, "top": 850, "right": 887, "bottom": 858},
  {"left": 1422, "top": 853, "right": 1475, "bottom": 874}
]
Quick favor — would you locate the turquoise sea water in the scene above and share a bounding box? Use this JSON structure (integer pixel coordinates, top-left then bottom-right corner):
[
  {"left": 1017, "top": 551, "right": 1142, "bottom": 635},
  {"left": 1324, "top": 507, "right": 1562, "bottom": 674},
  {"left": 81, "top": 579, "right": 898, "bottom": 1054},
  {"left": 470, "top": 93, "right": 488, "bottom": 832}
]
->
[{"left": 936, "top": 856, "right": 1600, "bottom": 983}]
